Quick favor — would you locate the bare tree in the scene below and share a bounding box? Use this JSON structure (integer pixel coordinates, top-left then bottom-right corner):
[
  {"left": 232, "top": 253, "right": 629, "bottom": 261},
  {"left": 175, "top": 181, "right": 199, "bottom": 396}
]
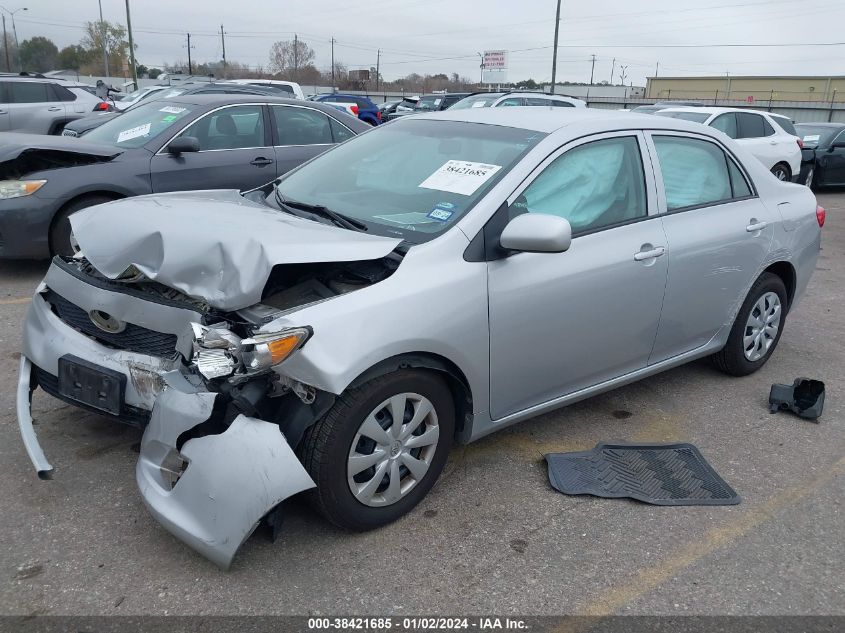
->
[{"left": 268, "top": 38, "right": 315, "bottom": 80}]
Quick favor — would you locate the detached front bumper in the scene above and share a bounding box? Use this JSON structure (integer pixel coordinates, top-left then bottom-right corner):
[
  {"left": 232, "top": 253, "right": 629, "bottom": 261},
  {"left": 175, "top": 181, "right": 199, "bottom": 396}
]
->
[{"left": 17, "top": 262, "right": 316, "bottom": 569}]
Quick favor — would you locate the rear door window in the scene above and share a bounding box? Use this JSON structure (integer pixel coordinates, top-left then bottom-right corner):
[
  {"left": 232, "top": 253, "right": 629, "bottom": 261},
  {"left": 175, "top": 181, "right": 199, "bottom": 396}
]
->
[
  {"left": 551, "top": 100, "right": 575, "bottom": 107},
  {"left": 178, "top": 105, "right": 267, "bottom": 150},
  {"left": 272, "top": 105, "right": 333, "bottom": 145},
  {"left": 329, "top": 117, "right": 354, "bottom": 143},
  {"left": 653, "top": 135, "right": 733, "bottom": 211},
  {"left": 737, "top": 113, "right": 766, "bottom": 139}
]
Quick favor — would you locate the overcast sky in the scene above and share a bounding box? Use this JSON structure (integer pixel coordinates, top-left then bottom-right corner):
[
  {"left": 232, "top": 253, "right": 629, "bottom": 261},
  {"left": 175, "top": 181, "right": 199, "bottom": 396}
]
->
[{"left": 11, "top": 0, "right": 845, "bottom": 84}]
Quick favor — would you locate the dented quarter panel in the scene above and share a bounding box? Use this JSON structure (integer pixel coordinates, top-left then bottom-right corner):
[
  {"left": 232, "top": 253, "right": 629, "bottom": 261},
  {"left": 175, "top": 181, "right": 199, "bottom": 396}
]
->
[
  {"left": 137, "top": 377, "right": 315, "bottom": 569},
  {"left": 70, "top": 190, "right": 402, "bottom": 311}
]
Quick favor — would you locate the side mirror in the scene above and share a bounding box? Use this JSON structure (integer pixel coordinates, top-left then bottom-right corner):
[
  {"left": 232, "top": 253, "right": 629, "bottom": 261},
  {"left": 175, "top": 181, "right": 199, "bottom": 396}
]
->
[
  {"left": 499, "top": 213, "right": 572, "bottom": 254},
  {"left": 167, "top": 136, "right": 200, "bottom": 154}
]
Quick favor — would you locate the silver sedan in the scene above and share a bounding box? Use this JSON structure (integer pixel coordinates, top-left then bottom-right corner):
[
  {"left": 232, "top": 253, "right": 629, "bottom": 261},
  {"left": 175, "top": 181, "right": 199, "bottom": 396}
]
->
[{"left": 16, "top": 108, "right": 823, "bottom": 568}]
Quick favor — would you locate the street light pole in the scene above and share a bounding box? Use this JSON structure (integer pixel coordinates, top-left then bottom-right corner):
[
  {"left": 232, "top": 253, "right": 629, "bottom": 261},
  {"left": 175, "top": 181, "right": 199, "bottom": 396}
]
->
[
  {"left": 97, "top": 0, "right": 108, "bottom": 77},
  {"left": 476, "top": 51, "right": 483, "bottom": 87},
  {"left": 550, "top": 0, "right": 562, "bottom": 94},
  {"left": 125, "top": 0, "right": 138, "bottom": 89},
  {"left": 0, "top": 5, "right": 26, "bottom": 72}
]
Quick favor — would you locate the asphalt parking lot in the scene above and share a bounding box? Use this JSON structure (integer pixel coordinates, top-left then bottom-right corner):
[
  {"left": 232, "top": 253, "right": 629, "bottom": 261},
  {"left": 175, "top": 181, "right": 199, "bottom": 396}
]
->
[{"left": 0, "top": 194, "right": 842, "bottom": 618}]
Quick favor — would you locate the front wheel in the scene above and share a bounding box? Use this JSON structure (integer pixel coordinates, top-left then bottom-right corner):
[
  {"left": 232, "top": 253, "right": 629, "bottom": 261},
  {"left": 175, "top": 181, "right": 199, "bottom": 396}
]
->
[
  {"left": 301, "top": 370, "right": 454, "bottom": 531},
  {"left": 712, "top": 272, "right": 788, "bottom": 376}
]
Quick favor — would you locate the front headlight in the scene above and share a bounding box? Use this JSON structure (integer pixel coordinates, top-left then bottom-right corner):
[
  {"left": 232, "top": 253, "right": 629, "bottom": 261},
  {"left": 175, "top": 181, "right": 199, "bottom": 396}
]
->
[
  {"left": 190, "top": 323, "right": 311, "bottom": 379},
  {"left": 241, "top": 328, "right": 312, "bottom": 373},
  {"left": 0, "top": 180, "right": 47, "bottom": 199}
]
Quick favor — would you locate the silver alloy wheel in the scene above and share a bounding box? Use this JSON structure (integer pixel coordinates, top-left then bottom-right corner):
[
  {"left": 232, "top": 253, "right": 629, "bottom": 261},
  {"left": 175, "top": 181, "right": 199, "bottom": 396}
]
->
[
  {"left": 805, "top": 167, "right": 814, "bottom": 189},
  {"left": 743, "top": 291, "right": 782, "bottom": 361},
  {"left": 772, "top": 166, "right": 788, "bottom": 181},
  {"left": 347, "top": 392, "right": 440, "bottom": 507}
]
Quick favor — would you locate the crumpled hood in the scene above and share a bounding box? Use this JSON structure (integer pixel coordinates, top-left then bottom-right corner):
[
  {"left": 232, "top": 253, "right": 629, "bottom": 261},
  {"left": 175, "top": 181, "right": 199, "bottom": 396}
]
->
[
  {"left": 70, "top": 190, "right": 402, "bottom": 311},
  {"left": 0, "top": 132, "right": 120, "bottom": 163}
]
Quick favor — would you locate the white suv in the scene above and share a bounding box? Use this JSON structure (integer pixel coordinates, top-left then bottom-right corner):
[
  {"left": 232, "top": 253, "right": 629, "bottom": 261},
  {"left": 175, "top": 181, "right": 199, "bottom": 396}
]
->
[{"left": 655, "top": 107, "right": 802, "bottom": 181}]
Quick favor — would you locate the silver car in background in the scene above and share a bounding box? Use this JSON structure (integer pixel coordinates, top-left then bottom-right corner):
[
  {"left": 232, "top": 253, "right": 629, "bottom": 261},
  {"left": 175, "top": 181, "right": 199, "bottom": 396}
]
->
[{"left": 16, "top": 108, "right": 823, "bottom": 568}]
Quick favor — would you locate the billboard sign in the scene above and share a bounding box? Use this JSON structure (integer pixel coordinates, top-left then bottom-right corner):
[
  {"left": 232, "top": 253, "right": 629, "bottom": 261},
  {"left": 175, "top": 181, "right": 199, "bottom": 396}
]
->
[{"left": 482, "top": 50, "right": 508, "bottom": 84}]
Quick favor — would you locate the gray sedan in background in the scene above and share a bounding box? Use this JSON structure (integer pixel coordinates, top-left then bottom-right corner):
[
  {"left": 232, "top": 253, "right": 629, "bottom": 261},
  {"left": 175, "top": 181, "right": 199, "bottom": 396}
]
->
[
  {"left": 0, "top": 94, "right": 368, "bottom": 258},
  {"left": 16, "top": 108, "right": 822, "bottom": 568}
]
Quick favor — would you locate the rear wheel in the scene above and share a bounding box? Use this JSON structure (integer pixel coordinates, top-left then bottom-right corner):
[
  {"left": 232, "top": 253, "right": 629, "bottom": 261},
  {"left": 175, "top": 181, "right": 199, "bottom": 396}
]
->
[
  {"left": 712, "top": 272, "right": 788, "bottom": 376},
  {"left": 804, "top": 166, "right": 815, "bottom": 189},
  {"left": 771, "top": 163, "right": 791, "bottom": 181},
  {"left": 301, "top": 370, "right": 454, "bottom": 531},
  {"left": 49, "top": 195, "right": 117, "bottom": 257}
]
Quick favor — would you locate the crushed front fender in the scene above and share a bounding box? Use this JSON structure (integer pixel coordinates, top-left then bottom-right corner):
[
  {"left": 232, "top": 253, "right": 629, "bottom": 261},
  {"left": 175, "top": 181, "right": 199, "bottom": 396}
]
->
[{"left": 136, "top": 375, "right": 315, "bottom": 569}]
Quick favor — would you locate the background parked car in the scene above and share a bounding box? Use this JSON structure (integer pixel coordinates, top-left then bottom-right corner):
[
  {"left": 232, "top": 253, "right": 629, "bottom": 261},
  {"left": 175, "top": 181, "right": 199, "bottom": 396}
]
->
[
  {"left": 387, "top": 92, "right": 471, "bottom": 121},
  {"left": 795, "top": 122, "right": 845, "bottom": 189},
  {"left": 226, "top": 79, "right": 305, "bottom": 99},
  {"left": 0, "top": 74, "right": 104, "bottom": 134},
  {"left": 629, "top": 101, "right": 704, "bottom": 115},
  {"left": 450, "top": 91, "right": 586, "bottom": 109},
  {"left": 0, "top": 94, "right": 369, "bottom": 258},
  {"left": 62, "top": 82, "right": 282, "bottom": 137},
  {"left": 656, "top": 107, "right": 802, "bottom": 181},
  {"left": 378, "top": 96, "right": 419, "bottom": 117},
  {"left": 312, "top": 93, "right": 382, "bottom": 125}
]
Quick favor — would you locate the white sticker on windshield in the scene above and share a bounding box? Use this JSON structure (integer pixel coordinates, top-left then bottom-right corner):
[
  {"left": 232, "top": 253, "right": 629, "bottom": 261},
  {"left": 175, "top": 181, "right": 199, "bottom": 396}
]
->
[
  {"left": 159, "top": 106, "right": 187, "bottom": 114},
  {"left": 116, "top": 122, "right": 151, "bottom": 143},
  {"left": 433, "top": 98, "right": 442, "bottom": 106},
  {"left": 803, "top": 134, "right": 820, "bottom": 142},
  {"left": 419, "top": 160, "right": 502, "bottom": 196}
]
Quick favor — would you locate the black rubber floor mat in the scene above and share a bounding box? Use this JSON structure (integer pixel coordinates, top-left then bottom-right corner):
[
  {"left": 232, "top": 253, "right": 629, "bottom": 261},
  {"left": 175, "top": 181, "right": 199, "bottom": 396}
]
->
[{"left": 545, "top": 442, "right": 740, "bottom": 506}]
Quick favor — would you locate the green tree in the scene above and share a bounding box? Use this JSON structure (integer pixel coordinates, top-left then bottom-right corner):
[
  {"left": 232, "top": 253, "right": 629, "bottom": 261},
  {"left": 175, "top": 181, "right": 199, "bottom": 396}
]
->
[
  {"left": 80, "top": 20, "right": 130, "bottom": 75},
  {"left": 514, "top": 79, "right": 539, "bottom": 90},
  {"left": 19, "top": 36, "right": 59, "bottom": 73},
  {"left": 58, "top": 44, "right": 92, "bottom": 70}
]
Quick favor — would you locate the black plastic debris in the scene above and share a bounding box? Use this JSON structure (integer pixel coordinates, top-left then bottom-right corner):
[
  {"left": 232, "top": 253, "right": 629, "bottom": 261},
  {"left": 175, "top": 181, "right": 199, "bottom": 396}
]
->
[
  {"left": 545, "top": 442, "right": 740, "bottom": 506},
  {"left": 769, "top": 378, "right": 825, "bottom": 421}
]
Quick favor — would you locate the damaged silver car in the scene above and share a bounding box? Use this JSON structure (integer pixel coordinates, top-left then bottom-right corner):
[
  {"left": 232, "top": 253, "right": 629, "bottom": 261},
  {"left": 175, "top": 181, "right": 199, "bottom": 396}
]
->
[{"left": 17, "top": 108, "right": 823, "bottom": 568}]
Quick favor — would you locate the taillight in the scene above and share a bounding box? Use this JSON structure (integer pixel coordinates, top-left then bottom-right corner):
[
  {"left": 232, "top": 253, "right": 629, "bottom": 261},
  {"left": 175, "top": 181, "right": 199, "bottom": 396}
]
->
[
  {"left": 797, "top": 138, "right": 804, "bottom": 149},
  {"left": 93, "top": 102, "right": 110, "bottom": 111},
  {"left": 351, "top": 105, "right": 360, "bottom": 116},
  {"left": 816, "top": 205, "right": 826, "bottom": 227},
  {"left": 376, "top": 110, "right": 382, "bottom": 120}
]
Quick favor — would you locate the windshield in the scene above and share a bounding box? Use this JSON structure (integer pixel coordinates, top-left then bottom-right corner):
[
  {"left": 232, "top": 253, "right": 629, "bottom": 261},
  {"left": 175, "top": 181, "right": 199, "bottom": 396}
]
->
[
  {"left": 450, "top": 93, "right": 505, "bottom": 110},
  {"left": 414, "top": 96, "right": 444, "bottom": 111},
  {"left": 795, "top": 124, "right": 841, "bottom": 148},
  {"left": 83, "top": 100, "right": 197, "bottom": 148},
  {"left": 654, "top": 111, "right": 711, "bottom": 124},
  {"left": 273, "top": 119, "right": 546, "bottom": 242}
]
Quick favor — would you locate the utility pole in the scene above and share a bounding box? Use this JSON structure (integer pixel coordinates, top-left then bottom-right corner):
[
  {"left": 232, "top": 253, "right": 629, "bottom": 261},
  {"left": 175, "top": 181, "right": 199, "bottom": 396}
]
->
[
  {"left": 610, "top": 57, "right": 616, "bottom": 84},
  {"left": 220, "top": 24, "right": 227, "bottom": 78},
  {"left": 655, "top": 61, "right": 659, "bottom": 77},
  {"left": 589, "top": 53, "right": 596, "bottom": 85},
  {"left": 330, "top": 37, "right": 335, "bottom": 92},
  {"left": 98, "top": 0, "right": 108, "bottom": 77},
  {"left": 376, "top": 48, "right": 380, "bottom": 92},
  {"left": 186, "top": 32, "right": 193, "bottom": 74},
  {"left": 125, "top": 0, "right": 137, "bottom": 89},
  {"left": 477, "top": 52, "right": 484, "bottom": 86},
  {"left": 293, "top": 33, "right": 298, "bottom": 82},
  {"left": 550, "top": 0, "right": 562, "bottom": 94},
  {"left": 1, "top": 14, "right": 8, "bottom": 72}
]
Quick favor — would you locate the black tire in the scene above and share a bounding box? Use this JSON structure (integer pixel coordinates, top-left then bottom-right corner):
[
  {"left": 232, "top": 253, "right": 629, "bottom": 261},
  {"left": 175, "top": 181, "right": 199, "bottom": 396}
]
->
[
  {"left": 49, "top": 195, "right": 116, "bottom": 257},
  {"left": 771, "top": 163, "right": 791, "bottom": 182},
  {"left": 712, "top": 272, "right": 788, "bottom": 376},
  {"left": 301, "top": 370, "right": 454, "bottom": 531}
]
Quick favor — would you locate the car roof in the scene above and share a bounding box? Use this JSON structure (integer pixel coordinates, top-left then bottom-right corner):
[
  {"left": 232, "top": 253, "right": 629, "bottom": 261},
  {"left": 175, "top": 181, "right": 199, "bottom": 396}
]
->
[
  {"left": 411, "top": 106, "right": 719, "bottom": 134},
  {"left": 795, "top": 121, "right": 845, "bottom": 128},
  {"left": 657, "top": 106, "right": 774, "bottom": 117}
]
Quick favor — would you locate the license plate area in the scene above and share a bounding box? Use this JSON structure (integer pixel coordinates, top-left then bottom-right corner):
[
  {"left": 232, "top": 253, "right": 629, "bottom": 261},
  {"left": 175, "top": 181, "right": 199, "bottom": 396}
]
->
[{"left": 58, "top": 355, "right": 125, "bottom": 416}]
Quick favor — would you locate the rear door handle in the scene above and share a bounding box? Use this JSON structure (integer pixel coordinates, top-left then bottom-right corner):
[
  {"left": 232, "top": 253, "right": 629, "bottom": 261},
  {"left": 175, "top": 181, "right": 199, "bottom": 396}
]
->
[
  {"left": 47, "top": 106, "right": 62, "bottom": 112},
  {"left": 633, "top": 246, "right": 665, "bottom": 261},
  {"left": 250, "top": 157, "right": 274, "bottom": 166},
  {"left": 746, "top": 221, "right": 768, "bottom": 232}
]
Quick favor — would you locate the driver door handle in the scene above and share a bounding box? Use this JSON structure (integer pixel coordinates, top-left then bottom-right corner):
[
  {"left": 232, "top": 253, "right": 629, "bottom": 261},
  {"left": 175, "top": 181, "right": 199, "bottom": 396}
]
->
[
  {"left": 633, "top": 246, "right": 665, "bottom": 261},
  {"left": 746, "top": 220, "right": 768, "bottom": 232},
  {"left": 250, "top": 157, "right": 274, "bottom": 166}
]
